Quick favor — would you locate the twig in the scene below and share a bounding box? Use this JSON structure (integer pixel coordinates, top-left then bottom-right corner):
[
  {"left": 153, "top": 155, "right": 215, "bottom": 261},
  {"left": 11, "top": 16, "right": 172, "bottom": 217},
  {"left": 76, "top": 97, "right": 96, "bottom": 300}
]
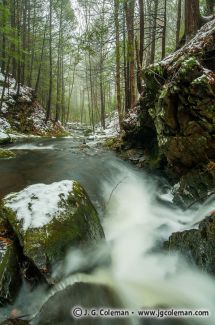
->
[{"left": 105, "top": 177, "right": 128, "bottom": 208}]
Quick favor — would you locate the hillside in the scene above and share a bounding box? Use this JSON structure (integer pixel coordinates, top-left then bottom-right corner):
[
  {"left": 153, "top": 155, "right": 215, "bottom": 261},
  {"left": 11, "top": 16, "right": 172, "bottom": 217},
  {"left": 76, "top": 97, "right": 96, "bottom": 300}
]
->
[{"left": 0, "top": 73, "right": 67, "bottom": 144}]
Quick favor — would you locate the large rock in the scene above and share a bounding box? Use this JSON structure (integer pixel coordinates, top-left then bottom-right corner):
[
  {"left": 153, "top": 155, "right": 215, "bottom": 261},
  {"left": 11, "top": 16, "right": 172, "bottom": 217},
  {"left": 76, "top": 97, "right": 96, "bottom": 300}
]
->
[
  {"left": 0, "top": 240, "right": 21, "bottom": 306},
  {"left": 164, "top": 215, "right": 215, "bottom": 274},
  {"left": 122, "top": 19, "right": 215, "bottom": 203},
  {"left": 33, "top": 282, "right": 129, "bottom": 325},
  {"left": 3, "top": 181, "right": 104, "bottom": 280}
]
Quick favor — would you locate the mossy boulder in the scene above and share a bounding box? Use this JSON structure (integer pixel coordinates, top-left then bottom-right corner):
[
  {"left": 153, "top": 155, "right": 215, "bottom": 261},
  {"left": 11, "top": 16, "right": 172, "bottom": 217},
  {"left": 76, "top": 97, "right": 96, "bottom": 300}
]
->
[
  {"left": 0, "top": 240, "right": 21, "bottom": 306},
  {"left": 0, "top": 149, "right": 16, "bottom": 159},
  {"left": 164, "top": 215, "right": 215, "bottom": 275},
  {"left": 3, "top": 181, "right": 104, "bottom": 280}
]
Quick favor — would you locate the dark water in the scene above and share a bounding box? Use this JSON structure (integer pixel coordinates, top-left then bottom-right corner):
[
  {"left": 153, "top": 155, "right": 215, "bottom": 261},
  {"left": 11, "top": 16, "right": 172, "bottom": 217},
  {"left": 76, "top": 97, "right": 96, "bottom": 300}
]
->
[{"left": 0, "top": 137, "right": 127, "bottom": 213}]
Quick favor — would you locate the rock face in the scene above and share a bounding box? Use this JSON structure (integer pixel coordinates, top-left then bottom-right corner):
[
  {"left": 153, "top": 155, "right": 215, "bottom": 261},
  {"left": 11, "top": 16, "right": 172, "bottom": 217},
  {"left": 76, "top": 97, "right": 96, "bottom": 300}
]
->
[
  {"left": 164, "top": 215, "right": 215, "bottom": 274},
  {"left": 122, "top": 19, "right": 215, "bottom": 205},
  {"left": 0, "top": 240, "right": 21, "bottom": 306},
  {"left": 4, "top": 181, "right": 104, "bottom": 280},
  {"left": 33, "top": 282, "right": 128, "bottom": 325}
]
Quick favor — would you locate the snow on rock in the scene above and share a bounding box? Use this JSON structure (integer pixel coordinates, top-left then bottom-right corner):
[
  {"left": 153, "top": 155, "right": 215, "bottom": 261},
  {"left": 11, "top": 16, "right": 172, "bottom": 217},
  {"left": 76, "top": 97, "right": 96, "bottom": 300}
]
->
[{"left": 4, "top": 181, "right": 74, "bottom": 231}]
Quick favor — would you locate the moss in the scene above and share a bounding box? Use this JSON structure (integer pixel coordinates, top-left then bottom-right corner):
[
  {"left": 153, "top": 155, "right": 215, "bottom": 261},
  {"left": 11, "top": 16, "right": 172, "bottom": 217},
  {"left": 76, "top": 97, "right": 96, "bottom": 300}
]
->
[
  {"left": 5, "top": 181, "right": 104, "bottom": 276},
  {"left": 0, "top": 241, "right": 21, "bottom": 306},
  {"left": 0, "top": 149, "right": 16, "bottom": 159}
]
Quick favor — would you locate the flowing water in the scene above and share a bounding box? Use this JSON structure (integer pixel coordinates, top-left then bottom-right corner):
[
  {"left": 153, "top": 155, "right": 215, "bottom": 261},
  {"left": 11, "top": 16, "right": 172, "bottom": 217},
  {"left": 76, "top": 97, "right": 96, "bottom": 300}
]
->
[{"left": 0, "top": 136, "right": 215, "bottom": 324}]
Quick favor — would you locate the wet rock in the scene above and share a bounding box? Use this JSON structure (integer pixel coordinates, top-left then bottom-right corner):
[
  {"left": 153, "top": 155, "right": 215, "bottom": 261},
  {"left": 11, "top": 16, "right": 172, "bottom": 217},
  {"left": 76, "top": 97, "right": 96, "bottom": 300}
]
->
[
  {"left": 0, "top": 320, "right": 29, "bottom": 325},
  {"left": 164, "top": 215, "right": 215, "bottom": 274},
  {"left": 0, "top": 133, "right": 11, "bottom": 145},
  {"left": 0, "top": 239, "right": 21, "bottom": 306},
  {"left": 3, "top": 181, "right": 104, "bottom": 281},
  {"left": 172, "top": 167, "right": 215, "bottom": 207},
  {"left": 0, "top": 149, "right": 16, "bottom": 160},
  {"left": 33, "top": 282, "right": 129, "bottom": 325},
  {"left": 122, "top": 19, "right": 215, "bottom": 203}
]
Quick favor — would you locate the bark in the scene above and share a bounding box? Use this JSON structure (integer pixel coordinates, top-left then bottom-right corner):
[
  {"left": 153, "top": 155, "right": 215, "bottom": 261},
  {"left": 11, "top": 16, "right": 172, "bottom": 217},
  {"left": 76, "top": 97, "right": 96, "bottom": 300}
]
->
[
  {"left": 161, "top": 0, "right": 167, "bottom": 59},
  {"left": 176, "top": 0, "right": 182, "bottom": 47},
  {"left": 185, "top": 0, "right": 201, "bottom": 41},
  {"left": 114, "top": 0, "right": 122, "bottom": 126},
  {"left": 150, "top": 0, "right": 159, "bottom": 64},
  {"left": 46, "top": 0, "right": 53, "bottom": 123},
  {"left": 125, "top": 0, "right": 136, "bottom": 109}
]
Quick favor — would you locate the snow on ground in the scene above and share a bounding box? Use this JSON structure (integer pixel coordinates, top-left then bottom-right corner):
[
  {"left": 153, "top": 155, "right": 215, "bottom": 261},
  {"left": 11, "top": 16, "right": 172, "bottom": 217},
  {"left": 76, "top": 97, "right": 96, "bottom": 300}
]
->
[
  {"left": 0, "top": 71, "right": 67, "bottom": 137},
  {"left": 95, "top": 111, "right": 120, "bottom": 138},
  {"left": 0, "top": 72, "right": 33, "bottom": 112},
  {"left": 4, "top": 181, "right": 74, "bottom": 230}
]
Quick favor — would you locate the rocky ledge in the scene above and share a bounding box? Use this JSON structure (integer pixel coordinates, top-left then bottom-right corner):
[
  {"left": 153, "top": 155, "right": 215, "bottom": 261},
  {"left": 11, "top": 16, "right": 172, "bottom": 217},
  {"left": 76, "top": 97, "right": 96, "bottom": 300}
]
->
[
  {"left": 121, "top": 19, "right": 215, "bottom": 207},
  {"left": 164, "top": 213, "right": 215, "bottom": 275}
]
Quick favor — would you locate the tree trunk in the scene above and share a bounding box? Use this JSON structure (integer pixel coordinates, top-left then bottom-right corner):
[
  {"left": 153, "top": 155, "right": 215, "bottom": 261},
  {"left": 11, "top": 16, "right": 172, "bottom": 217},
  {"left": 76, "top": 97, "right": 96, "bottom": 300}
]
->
[
  {"left": 176, "top": 0, "right": 182, "bottom": 47},
  {"left": 114, "top": 0, "right": 122, "bottom": 126},
  {"left": 185, "top": 0, "right": 201, "bottom": 42},
  {"left": 125, "top": 0, "right": 136, "bottom": 109},
  {"left": 161, "top": 0, "right": 167, "bottom": 59},
  {"left": 46, "top": 0, "right": 53, "bottom": 123},
  {"left": 136, "top": 0, "right": 144, "bottom": 94},
  {"left": 150, "top": 0, "right": 159, "bottom": 64}
]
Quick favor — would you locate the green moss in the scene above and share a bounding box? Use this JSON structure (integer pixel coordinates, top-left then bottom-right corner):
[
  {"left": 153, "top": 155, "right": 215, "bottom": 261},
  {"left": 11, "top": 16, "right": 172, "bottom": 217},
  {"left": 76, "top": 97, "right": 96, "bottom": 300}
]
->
[
  {"left": 0, "top": 242, "right": 21, "bottom": 306},
  {"left": 179, "top": 57, "right": 200, "bottom": 76},
  {"left": 5, "top": 181, "right": 104, "bottom": 275},
  {"left": 0, "top": 149, "right": 16, "bottom": 159}
]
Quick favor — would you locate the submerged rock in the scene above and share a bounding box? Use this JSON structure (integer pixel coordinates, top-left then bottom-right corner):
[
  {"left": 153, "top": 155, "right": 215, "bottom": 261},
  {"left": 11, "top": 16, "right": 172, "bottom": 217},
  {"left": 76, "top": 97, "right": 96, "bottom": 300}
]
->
[
  {"left": 0, "top": 320, "right": 29, "bottom": 325},
  {"left": 0, "top": 149, "right": 16, "bottom": 159},
  {"left": 164, "top": 215, "right": 215, "bottom": 274},
  {"left": 3, "top": 181, "right": 104, "bottom": 280},
  {"left": 33, "top": 282, "right": 129, "bottom": 325},
  {"left": 0, "top": 239, "right": 21, "bottom": 306}
]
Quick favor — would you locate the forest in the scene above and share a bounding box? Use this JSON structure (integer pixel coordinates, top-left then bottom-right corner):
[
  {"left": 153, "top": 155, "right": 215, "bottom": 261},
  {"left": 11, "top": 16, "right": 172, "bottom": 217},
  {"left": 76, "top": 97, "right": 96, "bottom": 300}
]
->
[
  {"left": 0, "top": 0, "right": 213, "bottom": 127},
  {"left": 0, "top": 1, "right": 215, "bottom": 325}
]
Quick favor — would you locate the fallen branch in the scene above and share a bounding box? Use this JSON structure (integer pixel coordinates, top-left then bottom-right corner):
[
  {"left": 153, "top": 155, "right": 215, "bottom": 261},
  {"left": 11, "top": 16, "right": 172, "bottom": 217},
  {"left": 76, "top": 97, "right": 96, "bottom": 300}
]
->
[{"left": 105, "top": 177, "right": 128, "bottom": 209}]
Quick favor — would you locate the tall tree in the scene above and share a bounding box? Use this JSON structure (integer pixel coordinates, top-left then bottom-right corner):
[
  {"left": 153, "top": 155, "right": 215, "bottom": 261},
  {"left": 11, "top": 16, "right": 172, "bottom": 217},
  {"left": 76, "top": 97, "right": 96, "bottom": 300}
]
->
[
  {"left": 46, "top": 0, "right": 53, "bottom": 122},
  {"left": 125, "top": 0, "right": 136, "bottom": 109},
  {"left": 176, "top": 0, "right": 182, "bottom": 47},
  {"left": 114, "top": 0, "right": 122, "bottom": 125},
  {"left": 185, "top": 0, "right": 201, "bottom": 41},
  {"left": 150, "top": 0, "right": 159, "bottom": 64}
]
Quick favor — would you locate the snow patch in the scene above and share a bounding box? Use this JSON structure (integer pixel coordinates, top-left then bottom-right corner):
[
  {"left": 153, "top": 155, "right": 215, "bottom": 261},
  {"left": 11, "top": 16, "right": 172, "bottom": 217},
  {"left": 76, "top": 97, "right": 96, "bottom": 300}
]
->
[{"left": 5, "top": 181, "right": 74, "bottom": 230}]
